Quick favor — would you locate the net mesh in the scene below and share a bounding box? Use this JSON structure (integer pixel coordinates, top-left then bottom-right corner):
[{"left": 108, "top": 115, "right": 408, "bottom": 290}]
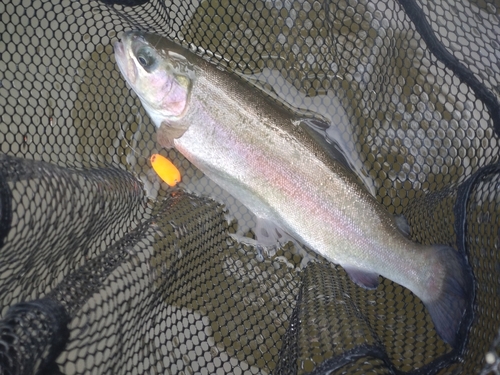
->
[{"left": 0, "top": 0, "right": 499, "bottom": 374}]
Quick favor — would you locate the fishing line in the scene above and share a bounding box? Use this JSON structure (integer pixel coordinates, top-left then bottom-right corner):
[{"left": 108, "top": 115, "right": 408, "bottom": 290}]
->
[{"left": 121, "top": 110, "right": 148, "bottom": 160}]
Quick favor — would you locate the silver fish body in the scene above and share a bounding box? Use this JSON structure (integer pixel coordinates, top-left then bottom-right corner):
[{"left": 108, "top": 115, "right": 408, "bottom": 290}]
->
[{"left": 114, "top": 31, "right": 471, "bottom": 346}]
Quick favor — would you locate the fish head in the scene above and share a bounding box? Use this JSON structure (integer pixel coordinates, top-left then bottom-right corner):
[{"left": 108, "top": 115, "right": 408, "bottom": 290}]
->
[{"left": 114, "top": 31, "right": 195, "bottom": 131}]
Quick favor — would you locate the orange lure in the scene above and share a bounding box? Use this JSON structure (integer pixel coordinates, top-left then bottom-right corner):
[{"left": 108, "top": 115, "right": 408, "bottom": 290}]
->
[{"left": 150, "top": 154, "right": 181, "bottom": 186}]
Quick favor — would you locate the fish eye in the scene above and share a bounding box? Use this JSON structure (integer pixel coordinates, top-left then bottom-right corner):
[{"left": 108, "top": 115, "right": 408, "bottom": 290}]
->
[{"left": 136, "top": 47, "right": 156, "bottom": 70}]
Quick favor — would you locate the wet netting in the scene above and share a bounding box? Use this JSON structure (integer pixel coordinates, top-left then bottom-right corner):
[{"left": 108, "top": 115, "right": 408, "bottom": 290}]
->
[{"left": 0, "top": 0, "right": 499, "bottom": 374}]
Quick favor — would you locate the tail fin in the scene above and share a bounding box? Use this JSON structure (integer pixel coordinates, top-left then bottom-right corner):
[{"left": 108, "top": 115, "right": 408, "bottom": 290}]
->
[{"left": 422, "top": 245, "right": 472, "bottom": 347}]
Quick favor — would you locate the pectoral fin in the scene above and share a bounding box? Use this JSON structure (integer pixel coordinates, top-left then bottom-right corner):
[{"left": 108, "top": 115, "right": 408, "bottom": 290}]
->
[
  {"left": 344, "top": 266, "right": 380, "bottom": 290},
  {"left": 157, "top": 122, "right": 188, "bottom": 149}
]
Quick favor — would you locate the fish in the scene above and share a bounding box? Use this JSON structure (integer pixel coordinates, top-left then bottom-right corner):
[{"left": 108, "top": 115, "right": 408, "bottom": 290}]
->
[{"left": 114, "top": 31, "right": 472, "bottom": 346}]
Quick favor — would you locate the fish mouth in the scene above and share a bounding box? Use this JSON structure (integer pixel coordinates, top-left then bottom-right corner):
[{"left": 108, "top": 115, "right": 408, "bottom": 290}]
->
[
  {"left": 114, "top": 37, "right": 138, "bottom": 86},
  {"left": 113, "top": 39, "right": 125, "bottom": 59},
  {"left": 113, "top": 39, "right": 127, "bottom": 75}
]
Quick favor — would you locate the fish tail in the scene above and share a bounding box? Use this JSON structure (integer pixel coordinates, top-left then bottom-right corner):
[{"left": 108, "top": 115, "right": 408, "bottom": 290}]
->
[{"left": 421, "top": 245, "right": 472, "bottom": 346}]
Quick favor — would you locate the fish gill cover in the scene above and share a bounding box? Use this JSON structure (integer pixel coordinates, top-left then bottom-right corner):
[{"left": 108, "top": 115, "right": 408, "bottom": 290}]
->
[{"left": 0, "top": 0, "right": 498, "bottom": 374}]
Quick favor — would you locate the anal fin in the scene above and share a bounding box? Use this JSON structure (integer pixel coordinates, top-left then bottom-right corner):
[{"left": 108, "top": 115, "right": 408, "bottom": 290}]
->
[
  {"left": 394, "top": 214, "right": 411, "bottom": 237},
  {"left": 344, "top": 266, "right": 380, "bottom": 290}
]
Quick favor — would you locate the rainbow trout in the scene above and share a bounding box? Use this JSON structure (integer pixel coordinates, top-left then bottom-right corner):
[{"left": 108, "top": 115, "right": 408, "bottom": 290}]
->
[{"left": 114, "top": 31, "right": 471, "bottom": 346}]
